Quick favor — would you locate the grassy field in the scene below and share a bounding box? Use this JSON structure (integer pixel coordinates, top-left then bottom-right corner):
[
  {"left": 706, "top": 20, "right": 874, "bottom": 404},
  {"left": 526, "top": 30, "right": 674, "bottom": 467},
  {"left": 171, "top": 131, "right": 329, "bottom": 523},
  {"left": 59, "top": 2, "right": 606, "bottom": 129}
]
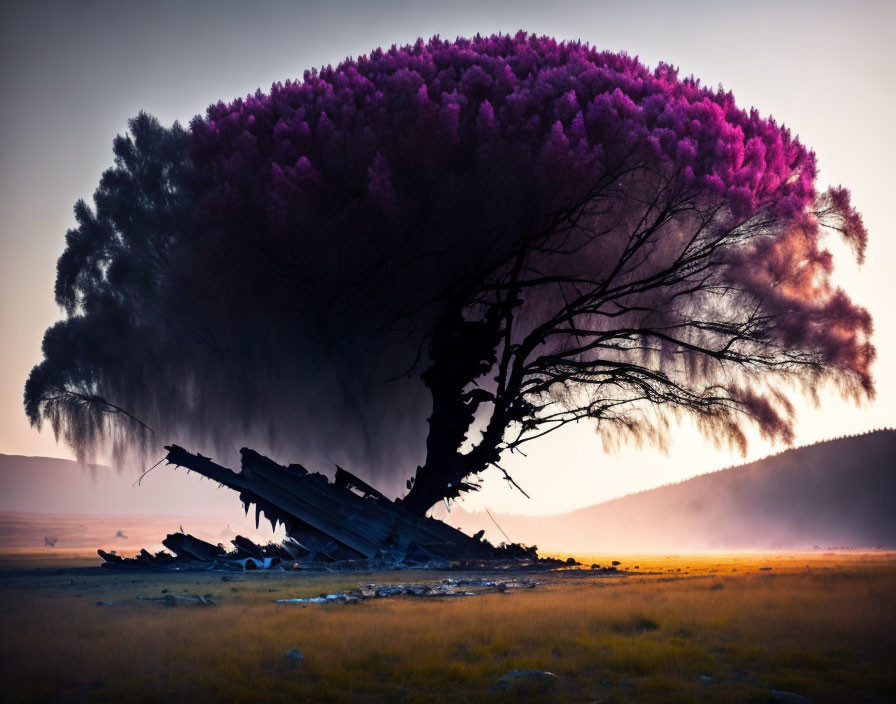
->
[{"left": 1, "top": 551, "right": 894, "bottom": 703}]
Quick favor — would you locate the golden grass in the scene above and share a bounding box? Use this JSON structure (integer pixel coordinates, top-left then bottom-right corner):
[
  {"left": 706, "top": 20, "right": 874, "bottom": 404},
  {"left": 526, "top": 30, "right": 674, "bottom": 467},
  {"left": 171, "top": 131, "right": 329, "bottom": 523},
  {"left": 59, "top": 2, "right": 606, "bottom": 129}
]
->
[
  {"left": 1, "top": 552, "right": 895, "bottom": 703},
  {"left": 0, "top": 548, "right": 102, "bottom": 569}
]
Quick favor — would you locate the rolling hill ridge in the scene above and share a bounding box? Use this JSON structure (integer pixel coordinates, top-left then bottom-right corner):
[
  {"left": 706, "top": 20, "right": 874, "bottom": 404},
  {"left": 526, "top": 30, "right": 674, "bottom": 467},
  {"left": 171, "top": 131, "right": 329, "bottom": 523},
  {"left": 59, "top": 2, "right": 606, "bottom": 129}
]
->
[{"left": 446, "top": 429, "right": 896, "bottom": 552}]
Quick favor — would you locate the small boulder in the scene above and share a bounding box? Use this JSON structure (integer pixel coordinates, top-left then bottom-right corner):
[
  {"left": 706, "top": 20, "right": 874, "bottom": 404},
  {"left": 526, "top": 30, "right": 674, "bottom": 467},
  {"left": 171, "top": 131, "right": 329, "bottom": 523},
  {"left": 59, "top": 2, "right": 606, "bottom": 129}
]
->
[
  {"left": 285, "top": 648, "right": 303, "bottom": 662},
  {"left": 491, "top": 669, "right": 559, "bottom": 695}
]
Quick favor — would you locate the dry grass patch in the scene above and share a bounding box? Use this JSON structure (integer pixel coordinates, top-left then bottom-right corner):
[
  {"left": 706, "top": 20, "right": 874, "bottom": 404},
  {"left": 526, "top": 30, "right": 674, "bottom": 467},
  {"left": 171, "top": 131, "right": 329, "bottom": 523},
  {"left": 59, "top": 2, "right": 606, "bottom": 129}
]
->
[{"left": 1, "top": 552, "right": 894, "bottom": 703}]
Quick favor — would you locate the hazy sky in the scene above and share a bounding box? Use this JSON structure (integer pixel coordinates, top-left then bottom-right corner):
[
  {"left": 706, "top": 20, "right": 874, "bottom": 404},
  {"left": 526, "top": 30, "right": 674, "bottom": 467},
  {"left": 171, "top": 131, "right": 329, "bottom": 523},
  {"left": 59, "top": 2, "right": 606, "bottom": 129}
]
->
[{"left": 1, "top": 0, "right": 893, "bottom": 517}]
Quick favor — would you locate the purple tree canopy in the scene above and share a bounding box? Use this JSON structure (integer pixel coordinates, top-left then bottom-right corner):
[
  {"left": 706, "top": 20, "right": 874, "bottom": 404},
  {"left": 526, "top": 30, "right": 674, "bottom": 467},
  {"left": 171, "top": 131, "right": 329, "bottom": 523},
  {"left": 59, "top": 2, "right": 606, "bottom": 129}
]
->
[{"left": 26, "top": 32, "right": 873, "bottom": 511}]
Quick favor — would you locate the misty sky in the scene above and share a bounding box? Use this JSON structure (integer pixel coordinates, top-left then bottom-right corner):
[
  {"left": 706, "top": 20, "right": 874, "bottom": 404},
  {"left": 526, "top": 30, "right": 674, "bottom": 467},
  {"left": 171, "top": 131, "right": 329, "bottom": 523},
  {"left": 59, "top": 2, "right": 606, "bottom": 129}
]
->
[{"left": 1, "top": 0, "right": 893, "bottom": 517}]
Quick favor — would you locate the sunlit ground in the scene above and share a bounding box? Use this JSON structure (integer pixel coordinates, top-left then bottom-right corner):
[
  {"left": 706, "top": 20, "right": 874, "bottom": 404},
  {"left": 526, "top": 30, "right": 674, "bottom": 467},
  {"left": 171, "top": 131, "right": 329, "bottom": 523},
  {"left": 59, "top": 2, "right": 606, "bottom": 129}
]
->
[{"left": 1, "top": 551, "right": 894, "bottom": 703}]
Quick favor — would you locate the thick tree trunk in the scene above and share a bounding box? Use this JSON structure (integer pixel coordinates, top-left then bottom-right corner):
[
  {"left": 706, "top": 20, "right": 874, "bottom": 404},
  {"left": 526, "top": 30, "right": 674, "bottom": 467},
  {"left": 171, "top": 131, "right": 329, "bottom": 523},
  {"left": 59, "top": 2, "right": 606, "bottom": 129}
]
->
[
  {"left": 399, "top": 309, "right": 503, "bottom": 515},
  {"left": 401, "top": 455, "right": 476, "bottom": 515}
]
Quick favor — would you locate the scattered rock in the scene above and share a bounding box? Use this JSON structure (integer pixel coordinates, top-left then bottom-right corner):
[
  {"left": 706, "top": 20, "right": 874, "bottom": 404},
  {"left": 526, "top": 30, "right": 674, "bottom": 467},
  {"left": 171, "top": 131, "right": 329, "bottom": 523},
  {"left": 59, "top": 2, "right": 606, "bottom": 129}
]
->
[
  {"left": 760, "top": 567, "right": 773, "bottom": 571},
  {"left": 137, "top": 594, "right": 214, "bottom": 606},
  {"left": 277, "top": 578, "right": 538, "bottom": 604},
  {"left": 491, "top": 669, "right": 559, "bottom": 695},
  {"left": 285, "top": 648, "right": 303, "bottom": 661},
  {"left": 771, "top": 691, "right": 814, "bottom": 704},
  {"left": 698, "top": 675, "right": 715, "bottom": 684},
  {"left": 710, "top": 583, "right": 725, "bottom": 590}
]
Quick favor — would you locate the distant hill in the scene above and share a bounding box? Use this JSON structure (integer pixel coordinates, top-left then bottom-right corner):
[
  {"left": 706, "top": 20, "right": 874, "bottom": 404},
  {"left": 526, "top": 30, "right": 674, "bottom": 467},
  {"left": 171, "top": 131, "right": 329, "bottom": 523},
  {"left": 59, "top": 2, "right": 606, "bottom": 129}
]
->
[
  {"left": 445, "top": 430, "right": 896, "bottom": 552},
  {"left": 4, "top": 430, "right": 895, "bottom": 552},
  {"left": 0, "top": 454, "right": 279, "bottom": 549},
  {"left": 0, "top": 453, "right": 245, "bottom": 517},
  {"left": 0, "top": 511, "right": 278, "bottom": 550}
]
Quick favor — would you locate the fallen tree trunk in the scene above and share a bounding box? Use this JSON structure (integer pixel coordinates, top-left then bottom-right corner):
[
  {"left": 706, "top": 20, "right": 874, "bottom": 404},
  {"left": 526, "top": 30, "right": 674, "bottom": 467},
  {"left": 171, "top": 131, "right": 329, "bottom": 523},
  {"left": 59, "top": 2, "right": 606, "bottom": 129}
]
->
[{"left": 162, "top": 445, "right": 510, "bottom": 562}]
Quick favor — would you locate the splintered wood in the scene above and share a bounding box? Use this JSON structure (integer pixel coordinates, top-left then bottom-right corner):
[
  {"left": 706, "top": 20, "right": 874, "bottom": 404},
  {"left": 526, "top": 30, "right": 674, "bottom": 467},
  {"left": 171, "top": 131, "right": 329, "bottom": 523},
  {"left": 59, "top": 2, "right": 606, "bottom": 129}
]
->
[{"left": 97, "top": 445, "right": 564, "bottom": 571}]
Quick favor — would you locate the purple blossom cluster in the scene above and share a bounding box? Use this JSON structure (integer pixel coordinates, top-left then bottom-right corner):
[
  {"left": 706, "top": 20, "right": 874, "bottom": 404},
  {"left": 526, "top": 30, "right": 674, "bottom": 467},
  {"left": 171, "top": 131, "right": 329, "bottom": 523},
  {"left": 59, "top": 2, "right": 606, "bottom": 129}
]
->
[
  {"left": 187, "top": 31, "right": 870, "bottom": 397},
  {"left": 191, "top": 31, "right": 820, "bottom": 232}
]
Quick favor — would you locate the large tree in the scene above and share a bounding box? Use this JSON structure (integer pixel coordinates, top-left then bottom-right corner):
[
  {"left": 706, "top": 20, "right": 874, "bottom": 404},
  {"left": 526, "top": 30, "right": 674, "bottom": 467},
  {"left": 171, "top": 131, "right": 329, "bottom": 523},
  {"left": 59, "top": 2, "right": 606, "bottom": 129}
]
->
[{"left": 26, "top": 33, "right": 873, "bottom": 514}]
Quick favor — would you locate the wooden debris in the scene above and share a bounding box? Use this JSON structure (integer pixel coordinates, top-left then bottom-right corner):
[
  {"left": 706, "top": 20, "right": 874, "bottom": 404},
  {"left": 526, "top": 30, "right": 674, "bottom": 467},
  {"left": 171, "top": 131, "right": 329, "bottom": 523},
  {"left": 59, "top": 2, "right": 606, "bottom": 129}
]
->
[
  {"left": 98, "top": 444, "right": 563, "bottom": 571},
  {"left": 162, "top": 444, "right": 513, "bottom": 561},
  {"left": 231, "top": 535, "right": 264, "bottom": 558},
  {"left": 161, "top": 532, "right": 224, "bottom": 561}
]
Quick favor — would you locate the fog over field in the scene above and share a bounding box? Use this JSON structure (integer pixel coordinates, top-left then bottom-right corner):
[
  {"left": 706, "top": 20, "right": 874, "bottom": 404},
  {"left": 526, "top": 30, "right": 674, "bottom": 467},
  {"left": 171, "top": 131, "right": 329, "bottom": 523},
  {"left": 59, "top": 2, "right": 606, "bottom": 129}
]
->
[
  {"left": 4, "top": 430, "right": 893, "bottom": 554},
  {"left": 443, "top": 430, "right": 896, "bottom": 552},
  {"left": 0, "top": 454, "right": 283, "bottom": 550}
]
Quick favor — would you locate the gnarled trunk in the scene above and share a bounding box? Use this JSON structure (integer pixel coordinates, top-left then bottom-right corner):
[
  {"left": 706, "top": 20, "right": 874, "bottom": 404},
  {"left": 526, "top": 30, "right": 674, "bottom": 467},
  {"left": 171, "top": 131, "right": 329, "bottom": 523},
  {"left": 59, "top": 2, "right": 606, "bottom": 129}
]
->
[{"left": 399, "top": 309, "right": 503, "bottom": 514}]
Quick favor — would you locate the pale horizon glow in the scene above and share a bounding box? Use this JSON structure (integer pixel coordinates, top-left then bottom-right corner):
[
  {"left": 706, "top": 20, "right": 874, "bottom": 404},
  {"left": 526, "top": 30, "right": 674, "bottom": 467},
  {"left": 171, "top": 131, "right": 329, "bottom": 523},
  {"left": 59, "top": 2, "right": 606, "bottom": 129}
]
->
[{"left": 1, "top": 0, "right": 893, "bottom": 517}]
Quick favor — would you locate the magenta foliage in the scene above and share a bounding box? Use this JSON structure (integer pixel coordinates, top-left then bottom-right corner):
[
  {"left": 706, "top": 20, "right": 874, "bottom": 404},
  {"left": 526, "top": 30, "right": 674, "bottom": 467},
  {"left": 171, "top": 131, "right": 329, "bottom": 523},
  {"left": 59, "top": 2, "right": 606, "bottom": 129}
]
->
[
  {"left": 189, "top": 31, "right": 872, "bottom": 434},
  {"left": 192, "top": 32, "right": 819, "bottom": 234}
]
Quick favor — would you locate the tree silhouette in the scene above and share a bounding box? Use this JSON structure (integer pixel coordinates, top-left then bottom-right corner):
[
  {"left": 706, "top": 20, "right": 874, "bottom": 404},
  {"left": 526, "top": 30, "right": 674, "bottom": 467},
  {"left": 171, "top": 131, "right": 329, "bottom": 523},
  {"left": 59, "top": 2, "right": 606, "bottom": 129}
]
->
[{"left": 26, "top": 33, "right": 873, "bottom": 514}]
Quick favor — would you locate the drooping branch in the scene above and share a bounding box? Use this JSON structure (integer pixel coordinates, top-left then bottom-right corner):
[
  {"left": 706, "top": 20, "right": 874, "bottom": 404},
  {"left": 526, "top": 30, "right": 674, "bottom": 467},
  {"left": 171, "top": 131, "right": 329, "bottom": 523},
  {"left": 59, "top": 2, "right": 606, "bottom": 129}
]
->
[{"left": 37, "top": 391, "right": 155, "bottom": 435}]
